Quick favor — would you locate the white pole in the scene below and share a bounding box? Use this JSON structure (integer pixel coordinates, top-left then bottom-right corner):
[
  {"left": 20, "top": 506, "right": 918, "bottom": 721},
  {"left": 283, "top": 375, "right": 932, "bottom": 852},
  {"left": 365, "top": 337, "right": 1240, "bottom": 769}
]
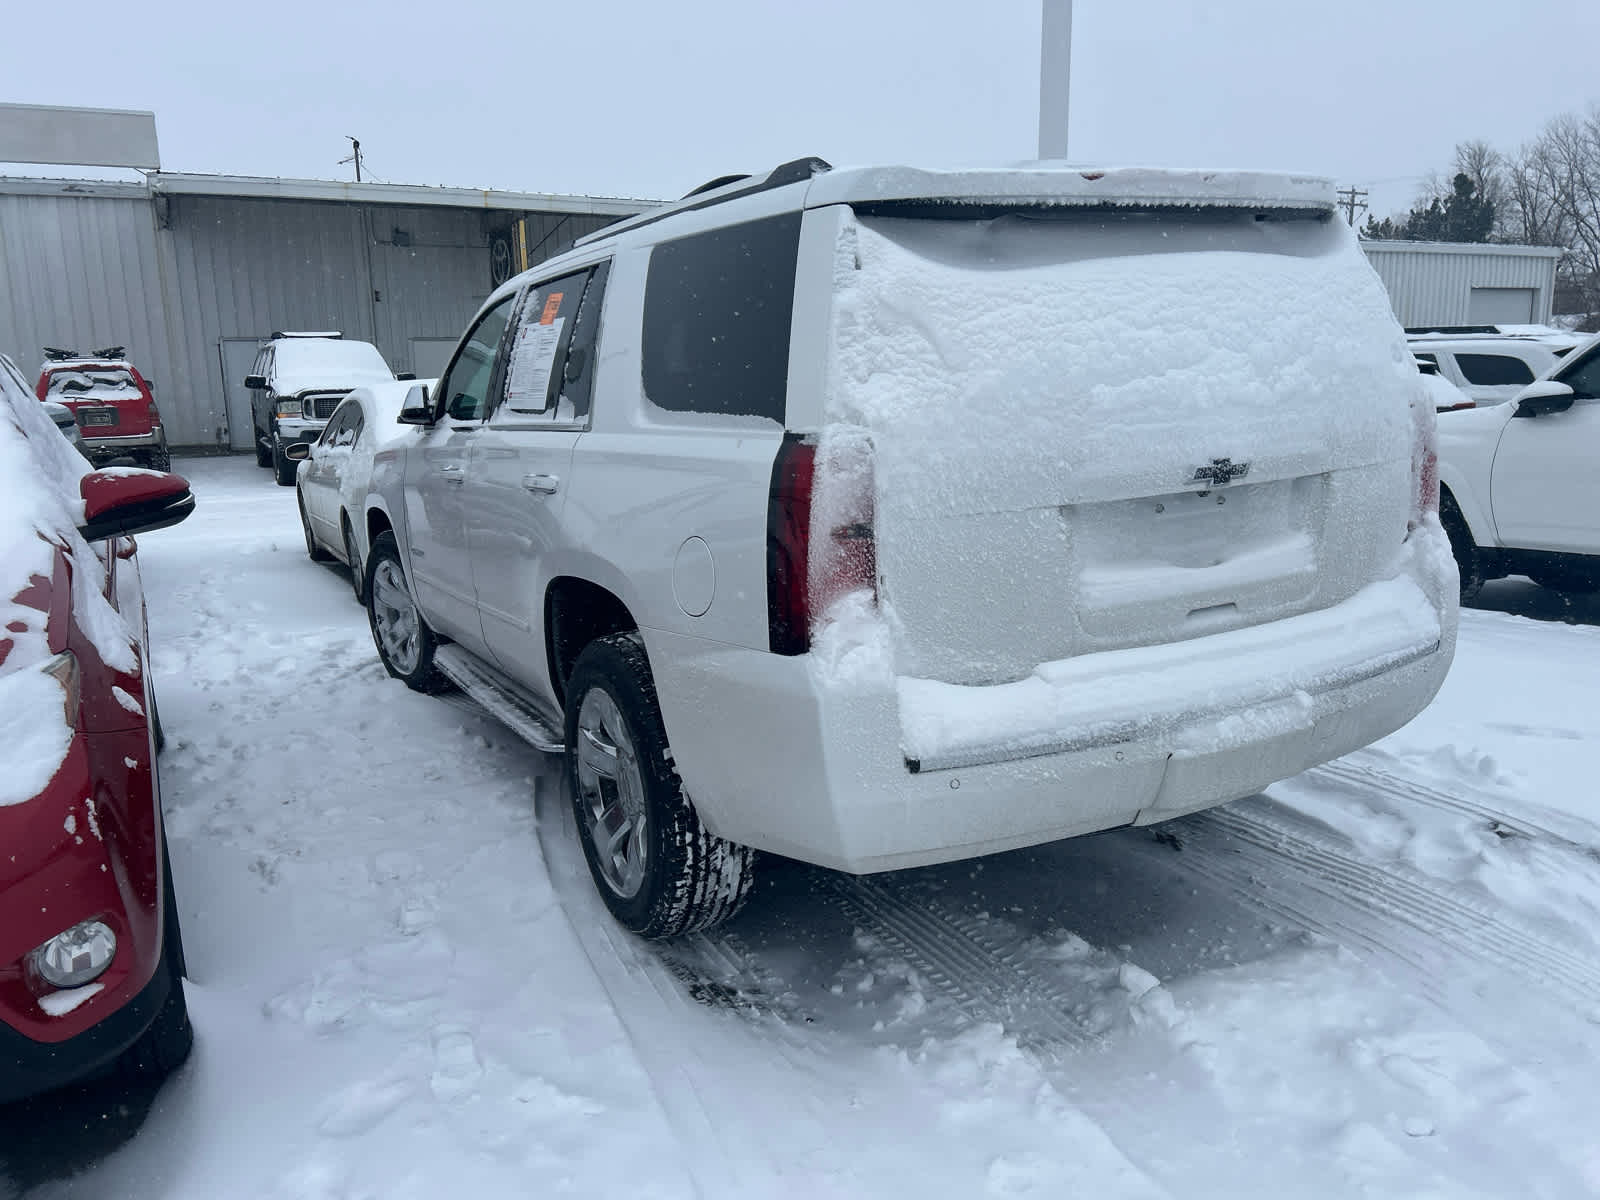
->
[{"left": 1038, "top": 0, "right": 1073, "bottom": 161}]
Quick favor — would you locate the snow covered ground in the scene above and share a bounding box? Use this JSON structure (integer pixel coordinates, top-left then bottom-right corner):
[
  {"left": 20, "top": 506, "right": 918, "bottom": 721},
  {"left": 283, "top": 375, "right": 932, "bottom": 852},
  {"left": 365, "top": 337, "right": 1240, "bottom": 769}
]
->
[{"left": 5, "top": 455, "right": 1600, "bottom": 1199}]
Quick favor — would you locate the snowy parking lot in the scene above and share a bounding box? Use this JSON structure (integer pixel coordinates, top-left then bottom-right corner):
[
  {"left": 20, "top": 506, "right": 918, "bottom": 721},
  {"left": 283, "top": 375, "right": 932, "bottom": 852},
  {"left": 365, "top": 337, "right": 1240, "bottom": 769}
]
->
[{"left": 5, "top": 454, "right": 1600, "bottom": 1199}]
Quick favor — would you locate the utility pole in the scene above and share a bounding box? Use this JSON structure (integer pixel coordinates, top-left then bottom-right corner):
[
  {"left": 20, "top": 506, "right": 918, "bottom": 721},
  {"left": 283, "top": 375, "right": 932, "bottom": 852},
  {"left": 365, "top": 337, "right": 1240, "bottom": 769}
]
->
[
  {"left": 1038, "top": 0, "right": 1072, "bottom": 160},
  {"left": 1336, "top": 185, "right": 1368, "bottom": 227},
  {"left": 340, "top": 136, "right": 363, "bottom": 183}
]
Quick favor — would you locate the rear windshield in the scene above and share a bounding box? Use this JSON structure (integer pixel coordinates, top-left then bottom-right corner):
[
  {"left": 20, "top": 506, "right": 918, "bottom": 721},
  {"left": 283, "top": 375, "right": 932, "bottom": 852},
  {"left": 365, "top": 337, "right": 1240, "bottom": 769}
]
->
[{"left": 45, "top": 367, "right": 141, "bottom": 401}]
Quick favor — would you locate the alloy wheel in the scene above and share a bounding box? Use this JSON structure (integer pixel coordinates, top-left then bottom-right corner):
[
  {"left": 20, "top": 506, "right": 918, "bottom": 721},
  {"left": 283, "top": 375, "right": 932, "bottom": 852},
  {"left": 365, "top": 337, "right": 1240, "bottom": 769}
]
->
[
  {"left": 371, "top": 560, "right": 422, "bottom": 675},
  {"left": 575, "top": 689, "right": 650, "bottom": 899}
]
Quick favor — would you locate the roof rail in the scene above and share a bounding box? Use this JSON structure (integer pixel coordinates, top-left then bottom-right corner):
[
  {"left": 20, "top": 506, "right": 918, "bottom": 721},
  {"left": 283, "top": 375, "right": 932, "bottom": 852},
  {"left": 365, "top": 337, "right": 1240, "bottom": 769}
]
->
[
  {"left": 271, "top": 330, "right": 344, "bottom": 339},
  {"left": 1405, "top": 325, "right": 1500, "bottom": 336},
  {"left": 574, "top": 156, "right": 832, "bottom": 248}
]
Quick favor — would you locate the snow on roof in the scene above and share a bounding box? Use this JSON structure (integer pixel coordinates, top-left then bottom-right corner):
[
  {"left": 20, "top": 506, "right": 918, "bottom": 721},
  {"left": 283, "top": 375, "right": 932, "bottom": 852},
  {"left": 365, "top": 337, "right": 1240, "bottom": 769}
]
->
[
  {"left": 805, "top": 164, "right": 1338, "bottom": 213},
  {"left": 270, "top": 338, "right": 394, "bottom": 393}
]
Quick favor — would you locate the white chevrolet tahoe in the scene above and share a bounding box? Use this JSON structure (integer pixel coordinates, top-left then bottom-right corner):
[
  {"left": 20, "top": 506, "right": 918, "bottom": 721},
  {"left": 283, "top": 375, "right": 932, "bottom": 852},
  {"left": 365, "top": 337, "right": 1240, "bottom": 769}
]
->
[
  {"left": 362, "top": 158, "right": 1458, "bottom": 937},
  {"left": 1436, "top": 333, "right": 1600, "bottom": 599}
]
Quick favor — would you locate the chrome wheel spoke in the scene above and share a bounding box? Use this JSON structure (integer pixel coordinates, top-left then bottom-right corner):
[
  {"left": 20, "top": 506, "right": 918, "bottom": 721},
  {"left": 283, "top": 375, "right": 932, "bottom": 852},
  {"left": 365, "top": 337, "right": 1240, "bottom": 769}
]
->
[{"left": 576, "top": 688, "right": 650, "bottom": 899}]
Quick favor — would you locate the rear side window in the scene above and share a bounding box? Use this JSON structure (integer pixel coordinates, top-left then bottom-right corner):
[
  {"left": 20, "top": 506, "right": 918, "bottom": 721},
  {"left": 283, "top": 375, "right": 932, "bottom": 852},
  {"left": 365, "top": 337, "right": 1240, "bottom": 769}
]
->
[
  {"left": 1455, "top": 353, "right": 1534, "bottom": 386},
  {"left": 642, "top": 213, "right": 801, "bottom": 423}
]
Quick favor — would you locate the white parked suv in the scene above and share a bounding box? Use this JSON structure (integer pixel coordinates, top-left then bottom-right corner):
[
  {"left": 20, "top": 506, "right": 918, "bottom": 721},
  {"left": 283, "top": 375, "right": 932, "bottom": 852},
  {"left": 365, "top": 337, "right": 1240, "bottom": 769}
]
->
[
  {"left": 1436, "top": 332, "right": 1600, "bottom": 598},
  {"left": 1407, "top": 326, "right": 1583, "bottom": 407},
  {"left": 362, "top": 158, "right": 1458, "bottom": 937}
]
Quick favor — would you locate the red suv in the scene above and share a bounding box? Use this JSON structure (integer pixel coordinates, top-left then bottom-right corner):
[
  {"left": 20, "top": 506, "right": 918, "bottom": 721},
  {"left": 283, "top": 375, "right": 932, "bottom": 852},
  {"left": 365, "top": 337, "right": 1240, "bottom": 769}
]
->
[
  {"left": 35, "top": 348, "right": 170, "bottom": 472},
  {"left": 0, "top": 352, "right": 195, "bottom": 1101}
]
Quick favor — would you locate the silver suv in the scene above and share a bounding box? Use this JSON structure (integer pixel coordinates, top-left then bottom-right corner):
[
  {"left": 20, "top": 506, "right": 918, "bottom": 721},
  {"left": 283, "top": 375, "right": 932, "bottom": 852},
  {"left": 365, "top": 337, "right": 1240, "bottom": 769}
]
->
[{"left": 363, "top": 159, "right": 1458, "bottom": 937}]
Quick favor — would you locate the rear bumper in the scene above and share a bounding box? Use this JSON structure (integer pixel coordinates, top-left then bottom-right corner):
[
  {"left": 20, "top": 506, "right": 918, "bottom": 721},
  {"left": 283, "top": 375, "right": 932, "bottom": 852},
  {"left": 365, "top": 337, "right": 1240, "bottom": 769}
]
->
[
  {"left": 650, "top": 528, "right": 1458, "bottom": 874},
  {"left": 82, "top": 427, "right": 165, "bottom": 457}
]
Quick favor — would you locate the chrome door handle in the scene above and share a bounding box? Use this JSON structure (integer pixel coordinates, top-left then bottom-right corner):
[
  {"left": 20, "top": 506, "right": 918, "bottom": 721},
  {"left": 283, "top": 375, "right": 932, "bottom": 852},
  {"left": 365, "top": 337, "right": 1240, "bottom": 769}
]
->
[
  {"left": 522, "top": 474, "right": 560, "bottom": 495},
  {"left": 437, "top": 463, "right": 464, "bottom": 485}
]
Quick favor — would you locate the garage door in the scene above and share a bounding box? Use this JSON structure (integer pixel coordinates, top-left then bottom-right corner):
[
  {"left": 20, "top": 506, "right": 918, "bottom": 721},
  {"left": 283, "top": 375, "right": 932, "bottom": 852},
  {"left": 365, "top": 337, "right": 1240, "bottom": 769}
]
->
[{"left": 1468, "top": 287, "right": 1536, "bottom": 325}]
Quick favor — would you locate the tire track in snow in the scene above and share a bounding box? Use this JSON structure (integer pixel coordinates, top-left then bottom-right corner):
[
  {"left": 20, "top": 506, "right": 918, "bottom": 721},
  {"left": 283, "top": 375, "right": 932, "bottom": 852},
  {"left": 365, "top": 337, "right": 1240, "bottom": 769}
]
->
[
  {"left": 1162, "top": 796, "right": 1600, "bottom": 1020},
  {"left": 822, "top": 875, "right": 1102, "bottom": 1055},
  {"left": 1310, "top": 754, "right": 1600, "bottom": 858}
]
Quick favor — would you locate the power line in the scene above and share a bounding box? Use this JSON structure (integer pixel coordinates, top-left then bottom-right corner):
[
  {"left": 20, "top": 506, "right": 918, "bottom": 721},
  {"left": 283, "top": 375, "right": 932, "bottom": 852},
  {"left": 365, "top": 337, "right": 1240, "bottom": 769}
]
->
[{"left": 1336, "top": 185, "right": 1369, "bottom": 226}]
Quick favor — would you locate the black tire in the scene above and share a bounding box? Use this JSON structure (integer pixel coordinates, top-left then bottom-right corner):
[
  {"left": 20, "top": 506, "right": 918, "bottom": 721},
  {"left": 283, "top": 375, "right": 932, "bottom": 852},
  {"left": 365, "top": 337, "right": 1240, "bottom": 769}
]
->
[
  {"left": 565, "top": 633, "right": 757, "bottom": 939},
  {"left": 342, "top": 516, "right": 366, "bottom": 605},
  {"left": 117, "top": 833, "right": 193, "bottom": 1080},
  {"left": 1439, "top": 492, "right": 1484, "bottom": 604},
  {"left": 299, "top": 494, "right": 333, "bottom": 561},
  {"left": 365, "top": 531, "right": 449, "bottom": 693},
  {"left": 144, "top": 446, "right": 171, "bottom": 473},
  {"left": 273, "top": 439, "right": 297, "bottom": 487},
  {"left": 254, "top": 426, "right": 272, "bottom": 468}
]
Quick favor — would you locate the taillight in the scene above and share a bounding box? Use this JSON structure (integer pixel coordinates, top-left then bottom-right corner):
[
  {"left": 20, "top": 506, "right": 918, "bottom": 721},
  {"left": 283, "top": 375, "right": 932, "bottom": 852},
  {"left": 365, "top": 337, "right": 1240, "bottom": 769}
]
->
[
  {"left": 767, "top": 437, "right": 815, "bottom": 655},
  {"left": 1409, "top": 384, "right": 1440, "bottom": 534},
  {"left": 767, "top": 433, "right": 878, "bottom": 655},
  {"left": 147, "top": 401, "right": 161, "bottom": 424}
]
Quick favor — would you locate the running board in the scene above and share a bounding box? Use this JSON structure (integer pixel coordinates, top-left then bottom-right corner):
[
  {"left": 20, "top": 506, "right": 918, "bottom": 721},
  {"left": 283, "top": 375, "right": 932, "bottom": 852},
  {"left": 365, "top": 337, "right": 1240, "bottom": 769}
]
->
[{"left": 434, "top": 645, "right": 565, "bottom": 754}]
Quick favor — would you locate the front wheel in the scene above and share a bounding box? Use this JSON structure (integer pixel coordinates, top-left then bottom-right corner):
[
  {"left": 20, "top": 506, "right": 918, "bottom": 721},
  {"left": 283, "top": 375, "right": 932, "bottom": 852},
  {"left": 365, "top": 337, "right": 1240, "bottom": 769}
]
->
[
  {"left": 117, "top": 834, "right": 193, "bottom": 1079},
  {"left": 273, "top": 439, "right": 297, "bottom": 487},
  {"left": 365, "top": 531, "right": 448, "bottom": 693},
  {"left": 254, "top": 426, "right": 272, "bottom": 468},
  {"left": 565, "top": 634, "right": 757, "bottom": 938}
]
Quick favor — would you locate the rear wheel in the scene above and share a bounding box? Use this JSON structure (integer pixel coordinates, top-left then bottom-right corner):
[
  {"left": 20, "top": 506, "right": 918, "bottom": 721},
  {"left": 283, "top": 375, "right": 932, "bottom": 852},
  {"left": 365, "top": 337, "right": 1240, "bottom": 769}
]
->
[
  {"left": 342, "top": 517, "right": 366, "bottom": 605},
  {"left": 366, "top": 531, "right": 448, "bottom": 693},
  {"left": 299, "top": 495, "right": 333, "bottom": 562},
  {"left": 144, "top": 446, "right": 171, "bottom": 472},
  {"left": 1439, "top": 492, "right": 1484, "bottom": 604},
  {"left": 565, "top": 633, "right": 757, "bottom": 938}
]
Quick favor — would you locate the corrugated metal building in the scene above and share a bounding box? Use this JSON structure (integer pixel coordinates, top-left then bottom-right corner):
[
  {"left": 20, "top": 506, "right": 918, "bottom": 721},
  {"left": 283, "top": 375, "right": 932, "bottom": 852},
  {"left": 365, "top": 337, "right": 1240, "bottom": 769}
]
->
[
  {"left": 1359, "top": 240, "right": 1565, "bottom": 328},
  {"left": 0, "top": 172, "right": 651, "bottom": 450}
]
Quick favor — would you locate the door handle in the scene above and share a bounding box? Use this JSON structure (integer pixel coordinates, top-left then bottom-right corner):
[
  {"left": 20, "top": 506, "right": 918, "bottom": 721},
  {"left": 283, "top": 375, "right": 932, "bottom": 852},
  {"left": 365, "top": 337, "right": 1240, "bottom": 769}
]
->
[
  {"left": 522, "top": 474, "right": 560, "bottom": 495},
  {"left": 437, "top": 463, "right": 464, "bottom": 485}
]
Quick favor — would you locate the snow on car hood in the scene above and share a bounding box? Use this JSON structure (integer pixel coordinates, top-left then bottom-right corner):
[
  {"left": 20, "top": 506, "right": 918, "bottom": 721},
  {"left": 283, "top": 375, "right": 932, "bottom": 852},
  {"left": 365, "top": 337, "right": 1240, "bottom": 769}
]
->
[{"left": 270, "top": 340, "right": 395, "bottom": 395}]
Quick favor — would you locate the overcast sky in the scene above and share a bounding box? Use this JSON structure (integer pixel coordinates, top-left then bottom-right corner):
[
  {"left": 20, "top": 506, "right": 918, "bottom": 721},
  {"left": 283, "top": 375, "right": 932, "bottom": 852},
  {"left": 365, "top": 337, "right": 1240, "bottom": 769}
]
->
[{"left": 6, "top": 0, "right": 1599, "bottom": 221}]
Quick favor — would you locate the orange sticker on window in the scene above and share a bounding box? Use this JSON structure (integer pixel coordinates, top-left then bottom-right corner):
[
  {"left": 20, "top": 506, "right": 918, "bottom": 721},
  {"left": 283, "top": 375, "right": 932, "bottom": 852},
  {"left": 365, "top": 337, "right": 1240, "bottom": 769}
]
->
[{"left": 539, "top": 293, "right": 564, "bottom": 325}]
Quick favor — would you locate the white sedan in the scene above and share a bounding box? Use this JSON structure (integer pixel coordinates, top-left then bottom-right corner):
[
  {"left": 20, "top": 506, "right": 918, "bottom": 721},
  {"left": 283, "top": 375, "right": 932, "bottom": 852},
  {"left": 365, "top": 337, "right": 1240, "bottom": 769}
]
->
[{"left": 291, "top": 380, "right": 433, "bottom": 602}]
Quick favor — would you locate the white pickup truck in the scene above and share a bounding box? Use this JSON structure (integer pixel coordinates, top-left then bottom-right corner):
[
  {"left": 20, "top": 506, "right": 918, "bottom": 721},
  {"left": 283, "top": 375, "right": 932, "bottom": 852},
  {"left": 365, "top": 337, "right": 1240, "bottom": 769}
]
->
[{"left": 1437, "top": 333, "right": 1600, "bottom": 599}]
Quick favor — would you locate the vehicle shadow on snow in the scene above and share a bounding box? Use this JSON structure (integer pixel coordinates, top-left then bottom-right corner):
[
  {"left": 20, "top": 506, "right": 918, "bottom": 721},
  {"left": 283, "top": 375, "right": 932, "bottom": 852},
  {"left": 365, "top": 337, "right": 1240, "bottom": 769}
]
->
[
  {"left": 670, "top": 817, "right": 1298, "bottom": 1050},
  {"left": 1470, "top": 576, "right": 1600, "bottom": 626},
  {"left": 0, "top": 1069, "right": 171, "bottom": 1196}
]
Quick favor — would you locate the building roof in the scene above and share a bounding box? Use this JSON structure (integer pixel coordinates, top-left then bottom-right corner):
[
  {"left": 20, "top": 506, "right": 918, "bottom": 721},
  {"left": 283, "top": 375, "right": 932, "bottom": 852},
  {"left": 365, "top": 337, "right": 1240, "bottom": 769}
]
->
[
  {"left": 1359, "top": 239, "right": 1565, "bottom": 258},
  {"left": 0, "top": 170, "right": 659, "bottom": 217}
]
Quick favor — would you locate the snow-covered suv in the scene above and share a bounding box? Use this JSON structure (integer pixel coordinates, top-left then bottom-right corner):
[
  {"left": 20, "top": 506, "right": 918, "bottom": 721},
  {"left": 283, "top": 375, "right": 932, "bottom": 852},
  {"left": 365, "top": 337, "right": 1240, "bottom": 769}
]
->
[
  {"left": 1407, "top": 327, "right": 1582, "bottom": 407},
  {"left": 1436, "top": 332, "right": 1600, "bottom": 598},
  {"left": 244, "top": 332, "right": 398, "bottom": 485},
  {"left": 362, "top": 159, "right": 1458, "bottom": 937}
]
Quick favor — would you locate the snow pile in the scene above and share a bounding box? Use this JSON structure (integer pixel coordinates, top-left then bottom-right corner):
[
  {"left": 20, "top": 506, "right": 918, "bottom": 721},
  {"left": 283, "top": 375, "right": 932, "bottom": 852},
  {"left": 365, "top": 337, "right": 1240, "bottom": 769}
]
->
[{"left": 269, "top": 339, "right": 395, "bottom": 395}]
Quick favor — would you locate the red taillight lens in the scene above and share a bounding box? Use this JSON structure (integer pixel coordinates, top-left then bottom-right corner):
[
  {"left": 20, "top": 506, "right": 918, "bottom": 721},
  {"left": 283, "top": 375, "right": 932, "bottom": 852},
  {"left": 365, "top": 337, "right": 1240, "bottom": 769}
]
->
[
  {"left": 1409, "top": 386, "right": 1440, "bottom": 534},
  {"left": 767, "top": 434, "right": 879, "bottom": 655},
  {"left": 147, "top": 402, "right": 161, "bottom": 423},
  {"left": 768, "top": 438, "right": 816, "bottom": 655}
]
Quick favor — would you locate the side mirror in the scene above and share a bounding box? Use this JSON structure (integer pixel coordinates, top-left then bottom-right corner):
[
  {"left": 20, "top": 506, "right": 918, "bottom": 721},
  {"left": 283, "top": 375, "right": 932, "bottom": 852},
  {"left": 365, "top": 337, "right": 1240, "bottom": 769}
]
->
[
  {"left": 244, "top": 374, "right": 267, "bottom": 390},
  {"left": 79, "top": 469, "right": 195, "bottom": 542},
  {"left": 1512, "top": 379, "right": 1576, "bottom": 419},
  {"left": 143, "top": 379, "right": 156, "bottom": 392},
  {"left": 397, "top": 383, "right": 434, "bottom": 425},
  {"left": 284, "top": 443, "right": 311, "bottom": 462},
  {"left": 395, "top": 372, "right": 416, "bottom": 382}
]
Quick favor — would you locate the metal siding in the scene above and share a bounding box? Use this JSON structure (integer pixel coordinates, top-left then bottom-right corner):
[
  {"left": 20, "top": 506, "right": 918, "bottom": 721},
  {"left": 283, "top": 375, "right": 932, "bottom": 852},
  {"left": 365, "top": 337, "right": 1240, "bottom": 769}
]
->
[
  {"left": 1362, "top": 245, "right": 1559, "bottom": 327},
  {"left": 0, "top": 191, "right": 178, "bottom": 423},
  {"left": 0, "top": 188, "right": 627, "bottom": 447}
]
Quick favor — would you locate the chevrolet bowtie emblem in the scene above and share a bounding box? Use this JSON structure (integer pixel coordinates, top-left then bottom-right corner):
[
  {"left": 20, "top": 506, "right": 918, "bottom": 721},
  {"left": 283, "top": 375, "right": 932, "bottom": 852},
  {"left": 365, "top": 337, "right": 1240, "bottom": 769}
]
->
[{"left": 1191, "top": 457, "right": 1250, "bottom": 485}]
